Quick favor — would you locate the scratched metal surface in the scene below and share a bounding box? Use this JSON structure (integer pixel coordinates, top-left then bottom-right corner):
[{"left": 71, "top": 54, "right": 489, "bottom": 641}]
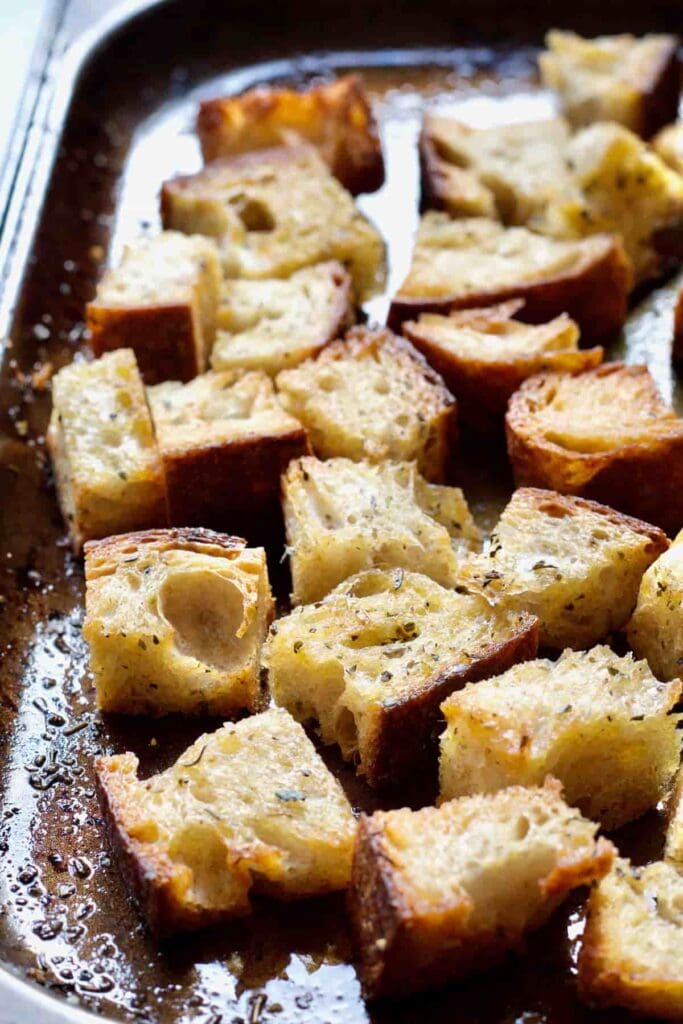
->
[{"left": 0, "top": 2, "right": 682, "bottom": 1022}]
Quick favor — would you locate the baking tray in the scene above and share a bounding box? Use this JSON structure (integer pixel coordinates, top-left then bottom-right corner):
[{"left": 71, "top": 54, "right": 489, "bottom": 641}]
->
[{"left": 1, "top": 1, "right": 683, "bottom": 1021}]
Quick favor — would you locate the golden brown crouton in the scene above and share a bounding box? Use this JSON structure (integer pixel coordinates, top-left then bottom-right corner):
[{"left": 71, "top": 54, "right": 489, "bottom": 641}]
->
[
  {"left": 350, "top": 780, "right": 614, "bottom": 998},
  {"left": 654, "top": 121, "right": 683, "bottom": 175},
  {"left": 627, "top": 528, "right": 683, "bottom": 680},
  {"left": 197, "top": 74, "right": 384, "bottom": 195}
]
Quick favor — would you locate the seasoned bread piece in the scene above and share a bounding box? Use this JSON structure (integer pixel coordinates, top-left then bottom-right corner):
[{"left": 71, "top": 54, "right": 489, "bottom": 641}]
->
[
  {"left": 95, "top": 707, "right": 356, "bottom": 936},
  {"left": 264, "top": 568, "right": 538, "bottom": 788},
  {"left": 539, "top": 31, "right": 681, "bottom": 138},
  {"left": 403, "top": 300, "right": 603, "bottom": 431},
  {"left": 578, "top": 858, "right": 683, "bottom": 1019},
  {"left": 86, "top": 232, "right": 222, "bottom": 384},
  {"left": 506, "top": 363, "right": 683, "bottom": 534},
  {"left": 283, "top": 457, "right": 480, "bottom": 604},
  {"left": 47, "top": 349, "right": 167, "bottom": 552},
  {"left": 83, "top": 528, "right": 273, "bottom": 716},
  {"left": 627, "top": 528, "right": 683, "bottom": 680},
  {"left": 350, "top": 780, "right": 614, "bottom": 998},
  {"left": 211, "top": 261, "right": 352, "bottom": 376},
  {"left": 440, "top": 646, "right": 681, "bottom": 830},
  {"left": 461, "top": 488, "right": 668, "bottom": 650},
  {"left": 197, "top": 74, "right": 384, "bottom": 195},
  {"left": 161, "top": 145, "right": 386, "bottom": 301},
  {"left": 389, "top": 214, "right": 632, "bottom": 341},
  {"left": 276, "top": 327, "right": 456, "bottom": 482},
  {"left": 654, "top": 121, "right": 683, "bottom": 175},
  {"left": 148, "top": 369, "right": 309, "bottom": 535}
]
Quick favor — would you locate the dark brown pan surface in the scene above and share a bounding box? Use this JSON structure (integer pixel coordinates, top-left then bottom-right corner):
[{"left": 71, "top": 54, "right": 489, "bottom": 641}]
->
[{"left": 1, "top": 2, "right": 682, "bottom": 1020}]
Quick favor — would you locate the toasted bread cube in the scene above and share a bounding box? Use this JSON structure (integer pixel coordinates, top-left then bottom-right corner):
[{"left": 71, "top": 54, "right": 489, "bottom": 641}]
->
[
  {"left": 461, "top": 488, "right": 668, "bottom": 650},
  {"left": 403, "top": 300, "right": 603, "bottom": 431},
  {"left": 46, "top": 350, "right": 167, "bottom": 552},
  {"left": 95, "top": 707, "right": 356, "bottom": 936},
  {"left": 83, "top": 528, "right": 273, "bottom": 716},
  {"left": 264, "top": 568, "right": 538, "bottom": 788},
  {"left": 506, "top": 363, "right": 683, "bottom": 533},
  {"left": 283, "top": 457, "right": 480, "bottom": 604},
  {"left": 539, "top": 31, "right": 680, "bottom": 138},
  {"left": 276, "top": 327, "right": 456, "bottom": 483},
  {"left": 211, "top": 261, "right": 352, "bottom": 376},
  {"left": 197, "top": 74, "right": 384, "bottom": 195},
  {"left": 389, "top": 214, "right": 632, "bottom": 341},
  {"left": 350, "top": 780, "right": 614, "bottom": 998},
  {"left": 627, "top": 528, "right": 683, "bottom": 680},
  {"left": 440, "top": 646, "right": 681, "bottom": 830},
  {"left": 147, "top": 370, "right": 309, "bottom": 535},
  {"left": 578, "top": 858, "right": 683, "bottom": 1019},
  {"left": 161, "top": 145, "right": 386, "bottom": 302},
  {"left": 654, "top": 121, "right": 683, "bottom": 175},
  {"left": 86, "top": 232, "right": 222, "bottom": 384}
]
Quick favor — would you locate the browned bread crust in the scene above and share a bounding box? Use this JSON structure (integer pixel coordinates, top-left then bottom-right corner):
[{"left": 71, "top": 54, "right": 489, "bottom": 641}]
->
[
  {"left": 673, "top": 286, "right": 683, "bottom": 362},
  {"left": 88, "top": 302, "right": 202, "bottom": 384},
  {"left": 640, "top": 40, "right": 682, "bottom": 139},
  {"left": 84, "top": 526, "right": 248, "bottom": 567}
]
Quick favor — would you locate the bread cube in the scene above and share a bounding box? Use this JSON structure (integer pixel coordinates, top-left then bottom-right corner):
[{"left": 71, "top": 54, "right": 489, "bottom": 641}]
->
[
  {"left": 161, "top": 145, "right": 386, "bottom": 301},
  {"left": 147, "top": 369, "right": 309, "bottom": 535},
  {"left": 283, "top": 456, "right": 480, "bottom": 604},
  {"left": 47, "top": 349, "right": 167, "bottom": 552},
  {"left": 211, "top": 261, "right": 352, "bottom": 376},
  {"left": 627, "top": 529, "right": 683, "bottom": 680},
  {"left": 197, "top": 74, "right": 384, "bottom": 195},
  {"left": 539, "top": 31, "right": 680, "bottom": 137},
  {"left": 653, "top": 121, "right": 683, "bottom": 175},
  {"left": 350, "top": 779, "right": 614, "bottom": 998},
  {"left": 578, "top": 858, "right": 683, "bottom": 1019},
  {"left": 276, "top": 327, "right": 456, "bottom": 482},
  {"left": 403, "top": 300, "right": 603, "bottom": 431},
  {"left": 83, "top": 528, "right": 273, "bottom": 716},
  {"left": 95, "top": 707, "right": 356, "bottom": 936},
  {"left": 264, "top": 567, "right": 538, "bottom": 788},
  {"left": 506, "top": 363, "right": 683, "bottom": 533},
  {"left": 461, "top": 488, "right": 668, "bottom": 650},
  {"left": 440, "top": 645, "right": 681, "bottom": 830},
  {"left": 388, "top": 214, "right": 632, "bottom": 341},
  {"left": 86, "top": 232, "right": 222, "bottom": 384}
]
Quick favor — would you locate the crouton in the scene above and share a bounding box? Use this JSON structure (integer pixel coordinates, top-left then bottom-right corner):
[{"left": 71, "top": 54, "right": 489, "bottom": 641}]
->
[
  {"left": 506, "top": 363, "right": 683, "bottom": 534},
  {"left": 403, "top": 300, "right": 603, "bottom": 431},
  {"left": 578, "top": 857, "right": 683, "bottom": 1019},
  {"left": 283, "top": 457, "right": 480, "bottom": 604},
  {"left": 654, "top": 121, "right": 683, "bottom": 175},
  {"left": 147, "top": 369, "right": 309, "bottom": 536},
  {"left": 83, "top": 528, "right": 273, "bottom": 716},
  {"left": 539, "top": 31, "right": 681, "bottom": 138},
  {"left": 197, "top": 74, "right": 384, "bottom": 195},
  {"left": 388, "top": 214, "right": 632, "bottom": 341},
  {"left": 161, "top": 145, "right": 386, "bottom": 301},
  {"left": 460, "top": 488, "right": 668, "bottom": 650},
  {"left": 86, "top": 232, "right": 222, "bottom": 384},
  {"left": 264, "top": 567, "right": 538, "bottom": 788},
  {"left": 350, "top": 779, "right": 614, "bottom": 998},
  {"left": 46, "top": 349, "right": 167, "bottom": 552},
  {"left": 440, "top": 646, "right": 681, "bottom": 830},
  {"left": 95, "top": 707, "right": 356, "bottom": 936},
  {"left": 276, "top": 327, "right": 456, "bottom": 482},
  {"left": 211, "top": 261, "right": 352, "bottom": 376},
  {"left": 627, "top": 528, "right": 683, "bottom": 680}
]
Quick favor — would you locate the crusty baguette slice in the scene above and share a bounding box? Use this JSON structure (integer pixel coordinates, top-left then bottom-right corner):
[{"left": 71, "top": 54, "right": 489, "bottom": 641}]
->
[
  {"left": 440, "top": 645, "right": 681, "bottom": 830},
  {"left": 654, "top": 121, "right": 683, "bottom": 175},
  {"left": 95, "top": 707, "right": 356, "bottom": 936},
  {"left": 539, "top": 30, "right": 681, "bottom": 138},
  {"left": 161, "top": 144, "right": 386, "bottom": 302},
  {"left": 197, "top": 74, "right": 384, "bottom": 195},
  {"left": 506, "top": 363, "right": 683, "bottom": 534},
  {"left": 460, "top": 488, "right": 668, "bottom": 650},
  {"left": 350, "top": 779, "right": 614, "bottom": 998},
  {"left": 264, "top": 567, "right": 538, "bottom": 788},
  {"left": 283, "top": 456, "right": 480, "bottom": 604},
  {"left": 211, "top": 261, "right": 352, "bottom": 376},
  {"left": 403, "top": 300, "right": 603, "bottom": 431},
  {"left": 46, "top": 349, "right": 167, "bottom": 552},
  {"left": 578, "top": 858, "right": 683, "bottom": 1019},
  {"left": 86, "top": 232, "right": 222, "bottom": 384},
  {"left": 627, "top": 527, "right": 683, "bottom": 681},
  {"left": 388, "top": 214, "right": 632, "bottom": 341},
  {"left": 83, "top": 528, "right": 274, "bottom": 716},
  {"left": 276, "top": 327, "right": 457, "bottom": 483},
  {"left": 147, "top": 369, "right": 309, "bottom": 536}
]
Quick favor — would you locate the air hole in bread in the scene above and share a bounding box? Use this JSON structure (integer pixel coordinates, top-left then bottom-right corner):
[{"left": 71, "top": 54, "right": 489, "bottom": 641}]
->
[
  {"left": 159, "top": 570, "right": 249, "bottom": 671},
  {"left": 230, "top": 195, "right": 275, "bottom": 232},
  {"left": 167, "top": 823, "right": 235, "bottom": 907}
]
